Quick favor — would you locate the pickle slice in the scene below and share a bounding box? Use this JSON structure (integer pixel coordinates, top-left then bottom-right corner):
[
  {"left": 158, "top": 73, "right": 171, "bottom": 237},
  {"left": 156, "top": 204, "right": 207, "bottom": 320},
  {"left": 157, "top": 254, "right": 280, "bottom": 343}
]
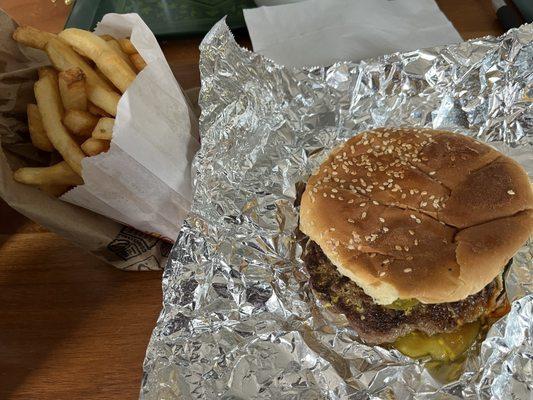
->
[{"left": 394, "top": 319, "right": 481, "bottom": 362}]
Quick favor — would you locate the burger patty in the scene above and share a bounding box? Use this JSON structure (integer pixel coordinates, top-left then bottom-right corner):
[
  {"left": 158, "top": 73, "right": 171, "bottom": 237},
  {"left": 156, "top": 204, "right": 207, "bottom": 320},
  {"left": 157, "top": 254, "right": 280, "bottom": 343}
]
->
[{"left": 303, "top": 241, "right": 503, "bottom": 344}]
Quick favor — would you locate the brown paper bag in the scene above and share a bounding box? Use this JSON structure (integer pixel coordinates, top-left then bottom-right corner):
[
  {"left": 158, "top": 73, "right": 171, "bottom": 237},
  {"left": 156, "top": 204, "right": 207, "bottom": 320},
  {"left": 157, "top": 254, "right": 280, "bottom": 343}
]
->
[{"left": 0, "top": 12, "right": 189, "bottom": 270}]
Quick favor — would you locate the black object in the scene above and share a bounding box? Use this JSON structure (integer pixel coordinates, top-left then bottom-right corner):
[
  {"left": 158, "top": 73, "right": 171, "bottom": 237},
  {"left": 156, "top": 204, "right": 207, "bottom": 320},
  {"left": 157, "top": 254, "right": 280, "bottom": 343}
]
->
[
  {"left": 492, "top": 0, "right": 523, "bottom": 31},
  {"left": 511, "top": 0, "right": 533, "bottom": 23}
]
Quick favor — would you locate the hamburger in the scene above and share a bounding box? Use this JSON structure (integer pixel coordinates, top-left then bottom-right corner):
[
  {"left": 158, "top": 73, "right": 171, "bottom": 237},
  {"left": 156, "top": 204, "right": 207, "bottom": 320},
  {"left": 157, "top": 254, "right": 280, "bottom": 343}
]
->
[{"left": 299, "top": 127, "right": 533, "bottom": 359}]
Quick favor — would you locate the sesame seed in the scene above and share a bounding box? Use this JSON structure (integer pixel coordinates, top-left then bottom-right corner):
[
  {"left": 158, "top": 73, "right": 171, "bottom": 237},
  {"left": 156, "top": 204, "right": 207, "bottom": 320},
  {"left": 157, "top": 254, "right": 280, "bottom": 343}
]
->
[
  {"left": 401, "top": 193, "right": 407, "bottom": 199},
  {"left": 408, "top": 230, "right": 415, "bottom": 235},
  {"left": 323, "top": 193, "right": 327, "bottom": 197},
  {"left": 348, "top": 199, "right": 354, "bottom": 204},
  {"left": 414, "top": 239, "right": 419, "bottom": 245},
  {"left": 410, "top": 214, "right": 417, "bottom": 219},
  {"left": 379, "top": 271, "right": 386, "bottom": 277},
  {"left": 331, "top": 188, "right": 338, "bottom": 193},
  {"left": 330, "top": 227, "right": 336, "bottom": 231},
  {"left": 360, "top": 315, "right": 366, "bottom": 320},
  {"left": 406, "top": 256, "right": 413, "bottom": 261},
  {"left": 416, "top": 219, "right": 421, "bottom": 224},
  {"left": 379, "top": 217, "right": 385, "bottom": 223},
  {"left": 404, "top": 246, "right": 409, "bottom": 251},
  {"left": 372, "top": 200, "right": 379, "bottom": 205},
  {"left": 348, "top": 218, "right": 355, "bottom": 223},
  {"left": 338, "top": 196, "right": 344, "bottom": 200},
  {"left": 403, "top": 268, "right": 412, "bottom": 273},
  {"left": 383, "top": 259, "right": 390, "bottom": 264},
  {"left": 429, "top": 171, "right": 436, "bottom": 175},
  {"left": 383, "top": 227, "right": 389, "bottom": 232},
  {"left": 361, "top": 212, "right": 367, "bottom": 219},
  {"left": 395, "top": 245, "right": 402, "bottom": 251},
  {"left": 330, "top": 194, "right": 335, "bottom": 198},
  {"left": 507, "top": 190, "right": 515, "bottom": 195},
  {"left": 360, "top": 203, "right": 366, "bottom": 207}
]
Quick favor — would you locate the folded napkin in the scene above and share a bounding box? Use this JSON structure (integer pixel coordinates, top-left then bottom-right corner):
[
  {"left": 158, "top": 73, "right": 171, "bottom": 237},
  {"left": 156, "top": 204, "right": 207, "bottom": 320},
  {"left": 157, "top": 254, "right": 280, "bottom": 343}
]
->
[{"left": 244, "top": 0, "right": 462, "bottom": 67}]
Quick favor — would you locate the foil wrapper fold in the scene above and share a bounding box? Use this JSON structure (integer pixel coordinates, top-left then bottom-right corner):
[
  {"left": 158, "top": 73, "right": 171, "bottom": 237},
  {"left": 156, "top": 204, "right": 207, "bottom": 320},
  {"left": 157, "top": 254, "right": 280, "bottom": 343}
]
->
[{"left": 142, "top": 22, "right": 533, "bottom": 399}]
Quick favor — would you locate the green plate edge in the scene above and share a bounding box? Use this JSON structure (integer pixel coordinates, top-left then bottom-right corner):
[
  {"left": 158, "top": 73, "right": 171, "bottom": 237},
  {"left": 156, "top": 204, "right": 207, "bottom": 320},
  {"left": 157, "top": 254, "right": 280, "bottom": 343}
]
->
[{"left": 65, "top": 0, "right": 255, "bottom": 38}]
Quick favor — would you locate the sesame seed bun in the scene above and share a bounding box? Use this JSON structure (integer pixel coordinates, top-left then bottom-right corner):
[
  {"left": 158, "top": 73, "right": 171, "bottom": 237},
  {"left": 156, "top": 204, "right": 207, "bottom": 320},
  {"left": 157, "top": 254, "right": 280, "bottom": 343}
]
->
[{"left": 299, "top": 127, "right": 533, "bottom": 305}]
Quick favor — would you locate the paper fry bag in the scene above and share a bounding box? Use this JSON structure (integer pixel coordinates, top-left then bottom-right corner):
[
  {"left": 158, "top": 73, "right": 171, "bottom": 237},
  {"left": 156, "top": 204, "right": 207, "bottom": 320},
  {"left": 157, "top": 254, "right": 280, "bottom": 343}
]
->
[{"left": 0, "top": 11, "right": 198, "bottom": 270}]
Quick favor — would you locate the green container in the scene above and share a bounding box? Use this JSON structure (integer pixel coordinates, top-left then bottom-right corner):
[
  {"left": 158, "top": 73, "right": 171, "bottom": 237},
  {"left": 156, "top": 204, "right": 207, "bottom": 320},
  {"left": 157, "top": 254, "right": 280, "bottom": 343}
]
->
[{"left": 65, "top": 0, "right": 256, "bottom": 38}]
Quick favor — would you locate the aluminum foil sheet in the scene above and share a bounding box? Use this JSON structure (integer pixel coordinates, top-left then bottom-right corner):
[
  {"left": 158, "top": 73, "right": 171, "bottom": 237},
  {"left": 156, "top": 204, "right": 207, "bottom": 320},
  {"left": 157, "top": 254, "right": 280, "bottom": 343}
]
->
[{"left": 141, "top": 21, "right": 533, "bottom": 399}]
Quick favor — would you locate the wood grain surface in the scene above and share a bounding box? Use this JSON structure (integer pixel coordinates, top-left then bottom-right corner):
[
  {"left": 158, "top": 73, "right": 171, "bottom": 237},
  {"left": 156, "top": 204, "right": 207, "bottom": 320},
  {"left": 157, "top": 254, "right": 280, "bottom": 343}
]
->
[{"left": 0, "top": 0, "right": 502, "bottom": 399}]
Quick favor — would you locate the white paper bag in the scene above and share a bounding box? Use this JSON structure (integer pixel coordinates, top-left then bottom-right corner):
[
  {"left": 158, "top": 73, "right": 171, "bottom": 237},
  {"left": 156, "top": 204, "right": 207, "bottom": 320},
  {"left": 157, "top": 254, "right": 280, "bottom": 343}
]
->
[{"left": 61, "top": 14, "right": 200, "bottom": 241}]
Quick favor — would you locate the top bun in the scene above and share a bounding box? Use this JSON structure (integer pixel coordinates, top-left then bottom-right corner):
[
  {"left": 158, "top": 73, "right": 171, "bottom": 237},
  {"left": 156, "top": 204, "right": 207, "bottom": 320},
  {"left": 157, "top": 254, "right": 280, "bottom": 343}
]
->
[{"left": 300, "top": 127, "right": 533, "bottom": 304}]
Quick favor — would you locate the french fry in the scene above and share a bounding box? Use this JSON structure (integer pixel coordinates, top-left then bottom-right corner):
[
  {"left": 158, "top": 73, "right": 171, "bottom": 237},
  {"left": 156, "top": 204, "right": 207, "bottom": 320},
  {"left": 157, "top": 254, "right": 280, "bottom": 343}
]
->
[
  {"left": 13, "top": 161, "right": 83, "bottom": 186},
  {"left": 130, "top": 53, "right": 147, "bottom": 72},
  {"left": 38, "top": 184, "right": 71, "bottom": 197},
  {"left": 86, "top": 84, "right": 120, "bottom": 116},
  {"left": 99, "top": 34, "right": 114, "bottom": 41},
  {"left": 63, "top": 110, "right": 99, "bottom": 136},
  {"left": 118, "top": 38, "right": 136, "bottom": 55},
  {"left": 12, "top": 26, "right": 55, "bottom": 50},
  {"left": 27, "top": 104, "right": 54, "bottom": 151},
  {"left": 38, "top": 67, "right": 59, "bottom": 87},
  {"left": 91, "top": 117, "right": 114, "bottom": 140},
  {"left": 59, "top": 29, "right": 136, "bottom": 93},
  {"left": 94, "top": 68, "right": 116, "bottom": 90},
  {"left": 81, "top": 138, "right": 110, "bottom": 156},
  {"left": 46, "top": 37, "right": 114, "bottom": 91},
  {"left": 34, "top": 75, "right": 85, "bottom": 175},
  {"left": 87, "top": 103, "right": 112, "bottom": 117},
  {"left": 58, "top": 68, "right": 87, "bottom": 111},
  {"left": 107, "top": 39, "right": 135, "bottom": 70}
]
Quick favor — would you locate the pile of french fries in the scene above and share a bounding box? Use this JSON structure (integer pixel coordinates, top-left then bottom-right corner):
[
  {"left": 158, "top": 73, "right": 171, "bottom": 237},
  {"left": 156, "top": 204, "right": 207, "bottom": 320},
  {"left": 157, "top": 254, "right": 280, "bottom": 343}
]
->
[{"left": 11, "top": 26, "right": 147, "bottom": 196}]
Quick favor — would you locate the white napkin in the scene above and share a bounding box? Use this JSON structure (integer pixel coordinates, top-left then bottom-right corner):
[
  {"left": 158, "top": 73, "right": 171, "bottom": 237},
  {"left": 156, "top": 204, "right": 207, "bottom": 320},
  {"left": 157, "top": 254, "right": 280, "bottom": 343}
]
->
[{"left": 244, "top": 0, "right": 462, "bottom": 67}]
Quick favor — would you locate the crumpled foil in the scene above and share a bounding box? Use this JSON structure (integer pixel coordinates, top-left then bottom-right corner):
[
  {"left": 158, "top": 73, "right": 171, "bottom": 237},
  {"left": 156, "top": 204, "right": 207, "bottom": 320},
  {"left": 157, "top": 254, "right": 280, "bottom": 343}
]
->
[{"left": 141, "top": 21, "right": 533, "bottom": 399}]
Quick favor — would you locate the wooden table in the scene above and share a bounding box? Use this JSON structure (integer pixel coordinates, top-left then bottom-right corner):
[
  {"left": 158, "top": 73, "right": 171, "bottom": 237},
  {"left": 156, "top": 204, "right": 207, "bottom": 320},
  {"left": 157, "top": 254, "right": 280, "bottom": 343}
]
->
[{"left": 0, "top": 1, "right": 502, "bottom": 399}]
